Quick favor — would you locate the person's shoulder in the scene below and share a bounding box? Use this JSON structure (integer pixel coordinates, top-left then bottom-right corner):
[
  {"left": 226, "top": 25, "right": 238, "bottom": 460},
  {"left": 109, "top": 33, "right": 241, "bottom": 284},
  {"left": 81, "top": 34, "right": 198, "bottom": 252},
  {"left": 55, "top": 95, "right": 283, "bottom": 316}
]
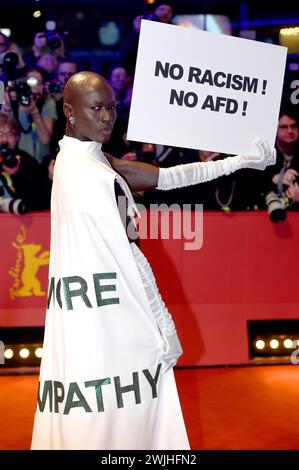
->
[
  {"left": 16, "top": 148, "right": 39, "bottom": 166},
  {"left": 42, "top": 95, "right": 57, "bottom": 110},
  {"left": 16, "top": 148, "right": 42, "bottom": 173},
  {"left": 41, "top": 95, "right": 58, "bottom": 118}
]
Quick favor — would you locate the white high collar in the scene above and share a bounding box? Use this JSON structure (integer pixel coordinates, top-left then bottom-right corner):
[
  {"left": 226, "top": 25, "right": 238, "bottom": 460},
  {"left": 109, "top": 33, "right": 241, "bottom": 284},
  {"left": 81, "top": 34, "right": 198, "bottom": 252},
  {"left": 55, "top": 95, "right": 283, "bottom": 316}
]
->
[
  {"left": 59, "top": 135, "right": 140, "bottom": 218},
  {"left": 59, "top": 135, "right": 106, "bottom": 162}
]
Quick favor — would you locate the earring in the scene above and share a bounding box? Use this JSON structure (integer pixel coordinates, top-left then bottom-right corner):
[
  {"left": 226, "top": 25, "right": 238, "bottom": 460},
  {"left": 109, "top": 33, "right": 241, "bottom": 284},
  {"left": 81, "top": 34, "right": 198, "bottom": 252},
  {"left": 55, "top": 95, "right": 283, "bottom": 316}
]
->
[{"left": 69, "top": 117, "right": 75, "bottom": 125}]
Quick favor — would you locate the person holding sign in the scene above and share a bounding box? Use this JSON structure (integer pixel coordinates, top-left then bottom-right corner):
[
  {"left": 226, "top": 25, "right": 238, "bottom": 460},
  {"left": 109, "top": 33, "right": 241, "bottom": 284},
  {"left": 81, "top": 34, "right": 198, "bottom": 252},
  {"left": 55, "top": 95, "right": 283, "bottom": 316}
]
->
[{"left": 31, "top": 71, "right": 276, "bottom": 450}]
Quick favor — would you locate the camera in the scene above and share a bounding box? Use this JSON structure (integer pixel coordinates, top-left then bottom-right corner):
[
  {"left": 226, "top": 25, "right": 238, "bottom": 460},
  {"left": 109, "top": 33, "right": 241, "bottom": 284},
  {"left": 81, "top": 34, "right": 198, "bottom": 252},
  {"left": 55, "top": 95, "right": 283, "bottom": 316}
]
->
[
  {"left": 14, "top": 81, "right": 32, "bottom": 106},
  {"left": 7, "top": 79, "right": 32, "bottom": 106},
  {"left": 0, "top": 145, "right": 19, "bottom": 169},
  {"left": 2, "top": 52, "right": 19, "bottom": 82},
  {"left": 7, "top": 75, "right": 40, "bottom": 107},
  {"left": 49, "top": 80, "right": 63, "bottom": 94},
  {"left": 45, "top": 30, "right": 68, "bottom": 50},
  {"left": 2, "top": 52, "right": 18, "bottom": 73},
  {"left": 0, "top": 179, "right": 26, "bottom": 215},
  {"left": 45, "top": 31, "right": 62, "bottom": 50},
  {"left": 265, "top": 191, "right": 287, "bottom": 223},
  {"left": 143, "top": 13, "right": 160, "bottom": 22},
  {"left": 1, "top": 52, "right": 32, "bottom": 105}
]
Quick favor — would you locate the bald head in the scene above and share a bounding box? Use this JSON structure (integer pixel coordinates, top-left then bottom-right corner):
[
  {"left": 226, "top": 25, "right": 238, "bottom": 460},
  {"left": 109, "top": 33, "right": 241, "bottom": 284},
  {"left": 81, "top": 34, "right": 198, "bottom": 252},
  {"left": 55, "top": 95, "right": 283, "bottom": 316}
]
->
[
  {"left": 63, "top": 71, "right": 117, "bottom": 143},
  {"left": 64, "top": 71, "right": 111, "bottom": 104}
]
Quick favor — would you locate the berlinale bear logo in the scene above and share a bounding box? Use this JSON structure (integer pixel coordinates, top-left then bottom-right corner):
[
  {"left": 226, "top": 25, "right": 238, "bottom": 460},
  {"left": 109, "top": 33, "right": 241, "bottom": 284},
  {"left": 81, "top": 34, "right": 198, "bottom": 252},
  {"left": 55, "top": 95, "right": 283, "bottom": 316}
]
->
[{"left": 9, "top": 225, "right": 50, "bottom": 299}]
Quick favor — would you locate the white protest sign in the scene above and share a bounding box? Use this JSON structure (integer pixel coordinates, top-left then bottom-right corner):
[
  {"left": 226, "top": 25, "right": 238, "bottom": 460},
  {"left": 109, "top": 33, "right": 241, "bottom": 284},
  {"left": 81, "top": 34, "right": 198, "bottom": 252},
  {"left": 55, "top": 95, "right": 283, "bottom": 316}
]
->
[{"left": 127, "top": 20, "right": 287, "bottom": 155}]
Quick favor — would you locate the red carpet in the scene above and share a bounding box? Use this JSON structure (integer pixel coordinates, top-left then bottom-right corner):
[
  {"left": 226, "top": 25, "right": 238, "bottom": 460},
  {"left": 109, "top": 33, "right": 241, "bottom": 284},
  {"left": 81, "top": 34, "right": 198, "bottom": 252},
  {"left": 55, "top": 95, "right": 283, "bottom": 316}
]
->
[{"left": 1, "top": 365, "right": 299, "bottom": 450}]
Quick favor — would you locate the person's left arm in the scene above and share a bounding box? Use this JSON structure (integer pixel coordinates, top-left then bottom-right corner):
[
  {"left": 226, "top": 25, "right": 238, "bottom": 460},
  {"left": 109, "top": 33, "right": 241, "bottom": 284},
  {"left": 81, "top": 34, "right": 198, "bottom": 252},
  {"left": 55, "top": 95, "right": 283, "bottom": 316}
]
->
[
  {"left": 105, "top": 139, "right": 276, "bottom": 192},
  {"left": 105, "top": 153, "right": 159, "bottom": 191}
]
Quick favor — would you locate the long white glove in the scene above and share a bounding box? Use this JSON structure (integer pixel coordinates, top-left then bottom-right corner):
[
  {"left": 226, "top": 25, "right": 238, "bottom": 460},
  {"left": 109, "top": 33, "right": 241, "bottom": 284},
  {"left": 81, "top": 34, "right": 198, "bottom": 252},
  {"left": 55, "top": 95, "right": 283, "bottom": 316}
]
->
[
  {"left": 131, "top": 242, "right": 183, "bottom": 373},
  {"left": 157, "top": 139, "right": 276, "bottom": 191}
]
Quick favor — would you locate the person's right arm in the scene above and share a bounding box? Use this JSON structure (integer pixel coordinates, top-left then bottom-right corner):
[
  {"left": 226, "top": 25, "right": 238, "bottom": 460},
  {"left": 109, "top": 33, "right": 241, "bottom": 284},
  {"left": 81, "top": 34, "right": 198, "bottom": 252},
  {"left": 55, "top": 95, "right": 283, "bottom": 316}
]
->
[
  {"left": 19, "top": 101, "right": 54, "bottom": 145},
  {"left": 287, "top": 182, "right": 299, "bottom": 202}
]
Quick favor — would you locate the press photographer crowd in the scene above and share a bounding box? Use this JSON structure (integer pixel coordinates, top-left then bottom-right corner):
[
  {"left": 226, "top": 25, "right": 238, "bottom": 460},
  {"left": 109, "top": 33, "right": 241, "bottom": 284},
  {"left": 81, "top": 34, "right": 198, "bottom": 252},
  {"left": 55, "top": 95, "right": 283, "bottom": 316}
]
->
[{"left": 0, "top": 2, "right": 299, "bottom": 222}]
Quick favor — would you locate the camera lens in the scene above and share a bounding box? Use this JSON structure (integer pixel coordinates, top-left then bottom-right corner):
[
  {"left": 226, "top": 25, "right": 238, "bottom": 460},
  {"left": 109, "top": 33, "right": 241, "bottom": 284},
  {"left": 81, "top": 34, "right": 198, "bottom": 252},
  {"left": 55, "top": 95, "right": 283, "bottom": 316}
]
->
[
  {"left": 46, "top": 32, "right": 61, "bottom": 50},
  {"left": 49, "top": 81, "right": 62, "bottom": 94},
  {"left": 2, "top": 52, "right": 20, "bottom": 81},
  {"left": 0, "top": 146, "right": 18, "bottom": 168},
  {"left": 0, "top": 193, "right": 27, "bottom": 215},
  {"left": 265, "top": 191, "right": 287, "bottom": 223},
  {"left": 10, "top": 198, "right": 27, "bottom": 215},
  {"left": 3, "top": 52, "right": 19, "bottom": 71}
]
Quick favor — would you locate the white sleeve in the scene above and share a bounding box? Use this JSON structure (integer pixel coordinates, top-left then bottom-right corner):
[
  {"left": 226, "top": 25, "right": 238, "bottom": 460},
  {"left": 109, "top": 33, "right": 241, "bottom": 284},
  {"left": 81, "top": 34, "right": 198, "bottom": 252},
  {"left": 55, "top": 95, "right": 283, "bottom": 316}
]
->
[
  {"left": 157, "top": 139, "right": 276, "bottom": 191},
  {"left": 131, "top": 242, "right": 183, "bottom": 372},
  {"left": 131, "top": 242, "right": 175, "bottom": 336}
]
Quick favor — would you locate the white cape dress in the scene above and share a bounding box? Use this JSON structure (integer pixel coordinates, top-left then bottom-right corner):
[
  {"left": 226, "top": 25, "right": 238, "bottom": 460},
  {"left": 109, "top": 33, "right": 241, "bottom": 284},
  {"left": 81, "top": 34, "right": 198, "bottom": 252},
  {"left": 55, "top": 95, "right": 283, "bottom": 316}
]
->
[{"left": 31, "top": 136, "right": 189, "bottom": 450}]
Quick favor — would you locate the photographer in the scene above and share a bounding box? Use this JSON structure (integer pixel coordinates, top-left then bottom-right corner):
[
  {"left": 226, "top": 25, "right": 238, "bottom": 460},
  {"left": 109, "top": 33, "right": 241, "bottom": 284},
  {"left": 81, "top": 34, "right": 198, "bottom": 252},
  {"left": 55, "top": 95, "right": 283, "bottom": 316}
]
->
[
  {"left": 49, "top": 61, "right": 78, "bottom": 151},
  {"left": 45, "top": 31, "right": 68, "bottom": 62},
  {"left": 2, "top": 67, "right": 57, "bottom": 163},
  {"left": 24, "top": 30, "right": 69, "bottom": 69},
  {"left": 0, "top": 32, "right": 26, "bottom": 76},
  {"left": 271, "top": 112, "right": 299, "bottom": 185},
  {"left": 23, "top": 32, "right": 48, "bottom": 69},
  {"left": 154, "top": 3, "right": 173, "bottom": 23},
  {"left": 121, "top": 4, "right": 173, "bottom": 75},
  {"left": 262, "top": 111, "right": 299, "bottom": 220},
  {"left": 0, "top": 113, "right": 49, "bottom": 211},
  {"left": 37, "top": 54, "right": 58, "bottom": 84},
  {"left": 109, "top": 66, "right": 132, "bottom": 108}
]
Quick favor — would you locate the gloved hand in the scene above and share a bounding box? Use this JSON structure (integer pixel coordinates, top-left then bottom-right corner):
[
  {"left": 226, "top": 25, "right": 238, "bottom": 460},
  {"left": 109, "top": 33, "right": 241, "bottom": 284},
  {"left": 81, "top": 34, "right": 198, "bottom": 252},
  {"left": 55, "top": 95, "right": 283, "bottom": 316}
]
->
[
  {"left": 239, "top": 139, "right": 277, "bottom": 171},
  {"left": 162, "top": 332, "right": 183, "bottom": 373},
  {"left": 157, "top": 139, "right": 277, "bottom": 191}
]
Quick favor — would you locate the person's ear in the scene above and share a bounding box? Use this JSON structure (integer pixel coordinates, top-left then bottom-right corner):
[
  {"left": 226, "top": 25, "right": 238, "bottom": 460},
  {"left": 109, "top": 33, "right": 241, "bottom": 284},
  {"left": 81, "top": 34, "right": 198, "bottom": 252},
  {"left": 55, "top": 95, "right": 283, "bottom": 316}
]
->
[{"left": 63, "top": 102, "right": 73, "bottom": 119}]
